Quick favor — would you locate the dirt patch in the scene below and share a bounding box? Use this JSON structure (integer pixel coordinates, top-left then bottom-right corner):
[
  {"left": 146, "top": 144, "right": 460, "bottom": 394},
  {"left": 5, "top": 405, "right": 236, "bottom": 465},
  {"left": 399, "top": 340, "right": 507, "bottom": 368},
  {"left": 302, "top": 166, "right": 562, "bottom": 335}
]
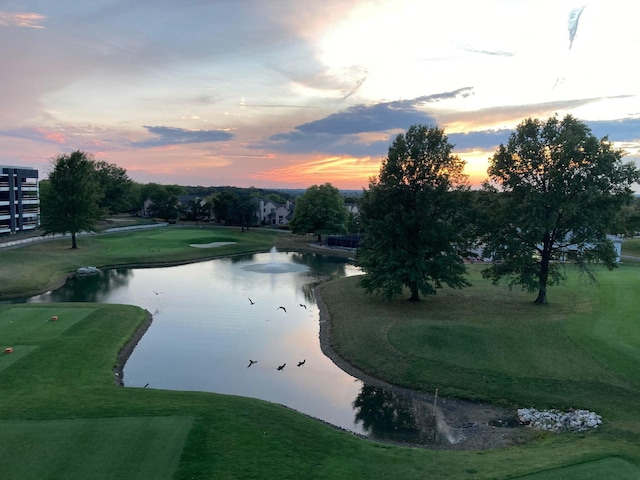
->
[{"left": 314, "top": 286, "right": 533, "bottom": 451}]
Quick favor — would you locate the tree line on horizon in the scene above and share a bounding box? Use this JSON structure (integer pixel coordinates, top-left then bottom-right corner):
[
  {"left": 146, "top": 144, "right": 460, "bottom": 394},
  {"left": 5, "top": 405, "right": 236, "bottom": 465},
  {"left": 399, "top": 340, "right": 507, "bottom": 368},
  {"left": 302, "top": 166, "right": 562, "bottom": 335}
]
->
[{"left": 39, "top": 114, "right": 640, "bottom": 304}]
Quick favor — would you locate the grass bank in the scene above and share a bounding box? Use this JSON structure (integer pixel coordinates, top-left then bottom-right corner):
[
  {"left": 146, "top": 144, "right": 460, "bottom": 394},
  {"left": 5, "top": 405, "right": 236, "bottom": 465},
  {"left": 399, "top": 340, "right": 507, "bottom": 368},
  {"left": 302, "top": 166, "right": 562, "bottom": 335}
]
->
[
  {"left": 1, "top": 228, "right": 640, "bottom": 478},
  {"left": 317, "top": 263, "right": 640, "bottom": 476}
]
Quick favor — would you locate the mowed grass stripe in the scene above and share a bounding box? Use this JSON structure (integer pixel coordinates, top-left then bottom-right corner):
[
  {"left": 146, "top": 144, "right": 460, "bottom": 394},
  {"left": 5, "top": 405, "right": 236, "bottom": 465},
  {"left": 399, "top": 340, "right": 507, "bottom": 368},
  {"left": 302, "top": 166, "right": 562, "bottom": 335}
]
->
[
  {"left": 0, "top": 416, "right": 194, "bottom": 480},
  {"left": 511, "top": 456, "right": 640, "bottom": 479},
  {"left": 565, "top": 264, "right": 640, "bottom": 386},
  {"left": 0, "top": 346, "right": 38, "bottom": 373},
  {"left": 0, "top": 306, "right": 97, "bottom": 343}
]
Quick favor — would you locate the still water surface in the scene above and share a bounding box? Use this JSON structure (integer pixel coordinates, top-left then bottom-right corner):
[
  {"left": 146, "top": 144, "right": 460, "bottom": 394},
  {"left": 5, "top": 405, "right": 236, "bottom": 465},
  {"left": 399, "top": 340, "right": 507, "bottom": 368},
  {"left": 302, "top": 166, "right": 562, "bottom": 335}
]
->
[{"left": 23, "top": 250, "right": 447, "bottom": 445}]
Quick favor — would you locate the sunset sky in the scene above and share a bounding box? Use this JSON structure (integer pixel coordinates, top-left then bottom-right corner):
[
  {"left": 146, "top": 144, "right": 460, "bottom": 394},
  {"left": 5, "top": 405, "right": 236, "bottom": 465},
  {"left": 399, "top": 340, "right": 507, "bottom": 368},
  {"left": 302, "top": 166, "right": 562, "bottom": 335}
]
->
[{"left": 1, "top": 1, "right": 639, "bottom": 190}]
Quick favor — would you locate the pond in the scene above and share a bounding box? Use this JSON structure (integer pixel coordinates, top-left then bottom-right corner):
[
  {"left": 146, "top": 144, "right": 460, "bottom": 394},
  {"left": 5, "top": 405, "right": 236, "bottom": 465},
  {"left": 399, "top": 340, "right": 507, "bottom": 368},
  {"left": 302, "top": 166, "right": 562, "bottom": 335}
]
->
[{"left": 19, "top": 248, "right": 479, "bottom": 447}]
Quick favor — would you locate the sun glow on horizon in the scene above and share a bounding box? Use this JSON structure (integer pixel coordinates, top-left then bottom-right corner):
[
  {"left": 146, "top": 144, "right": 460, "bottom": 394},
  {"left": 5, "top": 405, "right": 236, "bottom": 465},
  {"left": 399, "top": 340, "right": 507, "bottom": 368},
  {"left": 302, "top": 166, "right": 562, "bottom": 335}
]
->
[{"left": 249, "top": 155, "right": 380, "bottom": 189}]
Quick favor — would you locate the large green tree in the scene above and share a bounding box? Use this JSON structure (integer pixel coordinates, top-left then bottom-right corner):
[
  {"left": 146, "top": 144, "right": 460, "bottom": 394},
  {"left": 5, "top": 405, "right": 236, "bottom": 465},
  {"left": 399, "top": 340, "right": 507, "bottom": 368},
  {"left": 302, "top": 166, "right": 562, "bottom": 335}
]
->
[
  {"left": 40, "top": 150, "right": 102, "bottom": 249},
  {"left": 142, "top": 183, "right": 185, "bottom": 221},
  {"left": 93, "top": 160, "right": 134, "bottom": 214},
  {"left": 229, "top": 193, "right": 257, "bottom": 232},
  {"left": 482, "top": 114, "right": 640, "bottom": 304},
  {"left": 212, "top": 190, "right": 236, "bottom": 224},
  {"left": 289, "top": 183, "right": 348, "bottom": 242},
  {"left": 356, "top": 124, "right": 472, "bottom": 301}
]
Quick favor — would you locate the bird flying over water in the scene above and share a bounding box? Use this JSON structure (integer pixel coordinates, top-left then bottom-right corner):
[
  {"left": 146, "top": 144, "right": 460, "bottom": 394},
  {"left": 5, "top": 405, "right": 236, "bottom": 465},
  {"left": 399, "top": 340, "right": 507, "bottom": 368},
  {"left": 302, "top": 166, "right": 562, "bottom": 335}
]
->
[
  {"left": 247, "top": 359, "right": 257, "bottom": 368},
  {"left": 277, "top": 363, "right": 286, "bottom": 371},
  {"left": 297, "top": 360, "right": 306, "bottom": 367},
  {"left": 299, "top": 304, "right": 306, "bottom": 309},
  {"left": 152, "top": 290, "right": 164, "bottom": 295},
  {"left": 248, "top": 298, "right": 255, "bottom": 305},
  {"left": 277, "top": 306, "right": 286, "bottom": 313}
]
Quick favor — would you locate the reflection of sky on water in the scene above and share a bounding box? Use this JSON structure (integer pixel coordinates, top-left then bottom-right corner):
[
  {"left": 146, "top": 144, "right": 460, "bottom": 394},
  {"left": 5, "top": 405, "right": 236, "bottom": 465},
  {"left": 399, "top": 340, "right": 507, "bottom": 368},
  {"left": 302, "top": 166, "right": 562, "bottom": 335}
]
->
[
  {"left": 22, "top": 251, "right": 454, "bottom": 445},
  {"left": 26, "top": 252, "right": 368, "bottom": 435}
]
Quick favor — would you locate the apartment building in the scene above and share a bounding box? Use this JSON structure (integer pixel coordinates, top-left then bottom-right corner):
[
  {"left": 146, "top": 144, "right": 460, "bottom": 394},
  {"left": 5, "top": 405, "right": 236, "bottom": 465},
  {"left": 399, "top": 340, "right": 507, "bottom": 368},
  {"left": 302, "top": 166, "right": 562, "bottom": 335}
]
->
[{"left": 0, "top": 166, "right": 39, "bottom": 234}]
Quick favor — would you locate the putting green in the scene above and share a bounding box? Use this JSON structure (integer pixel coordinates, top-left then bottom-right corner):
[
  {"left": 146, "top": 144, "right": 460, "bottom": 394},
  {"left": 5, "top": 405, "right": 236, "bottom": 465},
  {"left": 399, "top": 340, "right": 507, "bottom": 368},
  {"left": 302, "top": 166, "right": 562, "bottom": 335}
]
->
[{"left": 0, "top": 416, "right": 194, "bottom": 480}]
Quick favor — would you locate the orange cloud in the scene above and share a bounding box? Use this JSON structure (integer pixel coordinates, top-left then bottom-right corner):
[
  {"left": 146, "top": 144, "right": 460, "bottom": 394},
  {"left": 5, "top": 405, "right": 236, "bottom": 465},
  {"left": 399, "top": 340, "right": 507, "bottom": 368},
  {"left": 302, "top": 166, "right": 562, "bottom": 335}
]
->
[{"left": 250, "top": 155, "right": 381, "bottom": 188}]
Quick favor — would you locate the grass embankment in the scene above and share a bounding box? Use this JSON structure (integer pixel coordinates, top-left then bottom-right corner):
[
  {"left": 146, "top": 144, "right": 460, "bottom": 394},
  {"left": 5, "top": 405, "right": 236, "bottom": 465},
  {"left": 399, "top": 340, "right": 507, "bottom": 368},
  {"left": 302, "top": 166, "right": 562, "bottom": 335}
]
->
[
  {"left": 1, "top": 226, "right": 640, "bottom": 478},
  {"left": 318, "top": 263, "right": 640, "bottom": 477}
]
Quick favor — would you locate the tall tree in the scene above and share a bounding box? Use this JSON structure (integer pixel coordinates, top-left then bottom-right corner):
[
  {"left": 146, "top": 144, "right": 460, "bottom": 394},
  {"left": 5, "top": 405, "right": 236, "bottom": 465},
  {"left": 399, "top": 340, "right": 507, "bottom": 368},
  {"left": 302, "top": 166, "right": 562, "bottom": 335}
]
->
[
  {"left": 356, "top": 124, "right": 472, "bottom": 301},
  {"left": 93, "top": 160, "right": 134, "bottom": 214},
  {"left": 142, "top": 183, "right": 184, "bottom": 221},
  {"left": 229, "top": 193, "right": 257, "bottom": 232},
  {"left": 289, "top": 183, "right": 347, "bottom": 242},
  {"left": 482, "top": 114, "right": 640, "bottom": 304},
  {"left": 40, "top": 150, "right": 102, "bottom": 249},
  {"left": 212, "top": 191, "right": 236, "bottom": 224}
]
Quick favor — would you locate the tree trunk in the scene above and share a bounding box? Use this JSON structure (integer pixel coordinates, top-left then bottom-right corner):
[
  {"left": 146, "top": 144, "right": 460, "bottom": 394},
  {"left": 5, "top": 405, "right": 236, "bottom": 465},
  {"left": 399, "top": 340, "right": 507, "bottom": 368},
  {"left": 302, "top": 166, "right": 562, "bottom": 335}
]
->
[
  {"left": 534, "top": 246, "right": 550, "bottom": 304},
  {"left": 71, "top": 232, "right": 78, "bottom": 249},
  {"left": 408, "top": 283, "right": 420, "bottom": 302},
  {"left": 534, "top": 288, "right": 547, "bottom": 304}
]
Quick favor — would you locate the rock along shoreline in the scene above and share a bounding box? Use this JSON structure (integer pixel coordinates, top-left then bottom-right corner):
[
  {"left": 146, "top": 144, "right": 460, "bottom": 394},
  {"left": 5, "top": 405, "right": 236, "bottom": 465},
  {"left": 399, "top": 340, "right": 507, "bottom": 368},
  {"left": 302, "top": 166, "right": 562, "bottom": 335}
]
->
[{"left": 114, "top": 309, "right": 153, "bottom": 386}]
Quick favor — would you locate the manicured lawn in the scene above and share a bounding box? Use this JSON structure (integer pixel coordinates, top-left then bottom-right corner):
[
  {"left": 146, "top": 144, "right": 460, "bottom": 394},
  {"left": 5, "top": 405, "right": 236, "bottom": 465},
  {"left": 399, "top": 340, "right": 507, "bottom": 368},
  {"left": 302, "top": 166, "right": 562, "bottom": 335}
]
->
[
  {"left": 1, "top": 228, "right": 640, "bottom": 478},
  {"left": 317, "top": 263, "right": 640, "bottom": 475},
  {"left": 512, "top": 456, "right": 640, "bottom": 479},
  {"left": 0, "top": 417, "right": 194, "bottom": 480}
]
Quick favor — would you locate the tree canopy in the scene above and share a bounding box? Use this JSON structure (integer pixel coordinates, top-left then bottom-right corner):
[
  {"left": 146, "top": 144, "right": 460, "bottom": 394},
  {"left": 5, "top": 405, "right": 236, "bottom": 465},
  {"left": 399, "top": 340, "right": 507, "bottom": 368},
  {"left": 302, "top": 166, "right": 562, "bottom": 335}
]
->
[
  {"left": 289, "top": 183, "right": 348, "bottom": 241},
  {"left": 356, "top": 124, "right": 472, "bottom": 301},
  {"left": 93, "top": 160, "right": 134, "bottom": 214},
  {"left": 481, "top": 114, "right": 640, "bottom": 304},
  {"left": 142, "top": 183, "right": 185, "bottom": 221},
  {"left": 39, "top": 150, "right": 102, "bottom": 249}
]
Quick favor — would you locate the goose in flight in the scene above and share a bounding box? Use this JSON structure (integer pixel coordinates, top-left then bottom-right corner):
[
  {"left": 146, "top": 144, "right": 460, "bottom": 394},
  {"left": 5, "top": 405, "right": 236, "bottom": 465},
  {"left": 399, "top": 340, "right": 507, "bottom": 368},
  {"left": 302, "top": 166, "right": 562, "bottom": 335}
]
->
[{"left": 277, "top": 363, "right": 286, "bottom": 371}]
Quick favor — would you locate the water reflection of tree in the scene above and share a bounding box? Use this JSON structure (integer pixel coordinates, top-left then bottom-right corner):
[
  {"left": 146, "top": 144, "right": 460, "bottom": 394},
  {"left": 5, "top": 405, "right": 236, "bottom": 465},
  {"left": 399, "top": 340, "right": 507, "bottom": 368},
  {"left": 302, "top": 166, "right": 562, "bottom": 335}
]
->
[
  {"left": 228, "top": 253, "right": 256, "bottom": 264},
  {"left": 298, "top": 253, "right": 352, "bottom": 303},
  {"left": 47, "top": 269, "right": 133, "bottom": 302},
  {"left": 353, "top": 385, "right": 437, "bottom": 445}
]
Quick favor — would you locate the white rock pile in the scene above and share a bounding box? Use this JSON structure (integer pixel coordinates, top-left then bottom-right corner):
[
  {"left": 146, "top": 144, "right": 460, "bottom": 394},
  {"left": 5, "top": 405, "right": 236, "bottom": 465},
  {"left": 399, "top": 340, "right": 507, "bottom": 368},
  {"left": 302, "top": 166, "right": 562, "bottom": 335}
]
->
[{"left": 517, "top": 408, "right": 602, "bottom": 432}]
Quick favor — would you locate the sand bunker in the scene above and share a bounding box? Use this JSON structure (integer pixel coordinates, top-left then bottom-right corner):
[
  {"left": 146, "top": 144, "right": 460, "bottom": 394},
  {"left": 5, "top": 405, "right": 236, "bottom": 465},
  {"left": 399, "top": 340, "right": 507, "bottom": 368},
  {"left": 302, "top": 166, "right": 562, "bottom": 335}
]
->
[{"left": 189, "top": 241, "right": 237, "bottom": 248}]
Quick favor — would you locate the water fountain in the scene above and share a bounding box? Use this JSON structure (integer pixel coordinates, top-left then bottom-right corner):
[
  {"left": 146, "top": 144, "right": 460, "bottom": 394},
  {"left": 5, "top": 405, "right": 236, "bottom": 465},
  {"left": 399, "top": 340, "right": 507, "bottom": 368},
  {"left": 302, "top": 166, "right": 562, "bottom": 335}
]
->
[{"left": 241, "top": 246, "right": 309, "bottom": 274}]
